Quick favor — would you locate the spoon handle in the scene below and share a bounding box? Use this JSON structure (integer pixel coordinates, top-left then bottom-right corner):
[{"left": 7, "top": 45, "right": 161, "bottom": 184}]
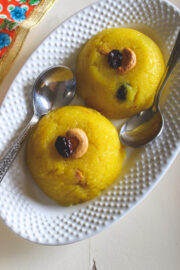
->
[
  {"left": 0, "top": 115, "right": 38, "bottom": 183},
  {"left": 153, "top": 30, "right": 180, "bottom": 109}
]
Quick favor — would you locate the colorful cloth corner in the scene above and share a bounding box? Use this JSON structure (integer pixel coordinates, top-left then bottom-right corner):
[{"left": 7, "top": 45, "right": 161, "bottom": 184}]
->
[{"left": 0, "top": 0, "right": 56, "bottom": 83}]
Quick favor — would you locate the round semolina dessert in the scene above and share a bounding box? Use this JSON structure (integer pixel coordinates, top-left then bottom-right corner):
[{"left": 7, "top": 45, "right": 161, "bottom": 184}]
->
[
  {"left": 26, "top": 106, "right": 125, "bottom": 206},
  {"left": 76, "top": 28, "right": 164, "bottom": 118}
]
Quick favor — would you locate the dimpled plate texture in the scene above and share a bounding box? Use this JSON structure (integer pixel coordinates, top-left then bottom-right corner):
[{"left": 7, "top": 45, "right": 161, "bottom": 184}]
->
[{"left": 0, "top": 0, "right": 180, "bottom": 245}]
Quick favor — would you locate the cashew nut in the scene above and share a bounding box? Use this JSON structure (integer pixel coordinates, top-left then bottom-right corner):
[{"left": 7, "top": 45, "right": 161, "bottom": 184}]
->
[
  {"left": 75, "top": 169, "right": 87, "bottom": 186},
  {"left": 66, "top": 128, "right": 88, "bottom": 159},
  {"left": 98, "top": 45, "right": 111, "bottom": 55},
  {"left": 118, "top": 48, "right": 136, "bottom": 74}
]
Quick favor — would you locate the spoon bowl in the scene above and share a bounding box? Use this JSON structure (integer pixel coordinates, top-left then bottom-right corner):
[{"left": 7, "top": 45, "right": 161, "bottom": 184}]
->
[
  {"left": 33, "top": 66, "right": 76, "bottom": 117},
  {"left": 120, "top": 109, "right": 163, "bottom": 147}
]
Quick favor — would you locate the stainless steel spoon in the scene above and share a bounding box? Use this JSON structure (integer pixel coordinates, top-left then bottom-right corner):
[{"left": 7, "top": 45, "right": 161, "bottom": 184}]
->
[
  {"left": 120, "top": 30, "right": 180, "bottom": 147},
  {"left": 0, "top": 65, "right": 76, "bottom": 182}
]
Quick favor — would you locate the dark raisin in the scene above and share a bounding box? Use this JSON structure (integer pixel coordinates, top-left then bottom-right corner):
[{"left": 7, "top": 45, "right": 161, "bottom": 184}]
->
[
  {"left": 55, "top": 136, "right": 73, "bottom": 158},
  {"left": 116, "top": 84, "right": 128, "bottom": 100},
  {"left": 108, "top": 50, "right": 123, "bottom": 69}
]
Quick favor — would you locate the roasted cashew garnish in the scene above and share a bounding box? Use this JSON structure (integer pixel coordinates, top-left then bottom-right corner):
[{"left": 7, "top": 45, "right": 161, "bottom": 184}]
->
[
  {"left": 118, "top": 48, "right": 136, "bottom": 74},
  {"left": 66, "top": 128, "right": 88, "bottom": 159},
  {"left": 98, "top": 44, "right": 111, "bottom": 55},
  {"left": 75, "top": 169, "right": 87, "bottom": 186}
]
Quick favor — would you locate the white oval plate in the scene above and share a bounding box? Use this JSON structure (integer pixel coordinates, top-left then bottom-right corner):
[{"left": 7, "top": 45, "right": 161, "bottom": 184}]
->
[{"left": 0, "top": 0, "right": 180, "bottom": 245}]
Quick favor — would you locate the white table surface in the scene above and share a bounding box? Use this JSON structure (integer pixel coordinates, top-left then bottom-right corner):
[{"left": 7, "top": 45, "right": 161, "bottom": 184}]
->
[{"left": 0, "top": 0, "right": 180, "bottom": 269}]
